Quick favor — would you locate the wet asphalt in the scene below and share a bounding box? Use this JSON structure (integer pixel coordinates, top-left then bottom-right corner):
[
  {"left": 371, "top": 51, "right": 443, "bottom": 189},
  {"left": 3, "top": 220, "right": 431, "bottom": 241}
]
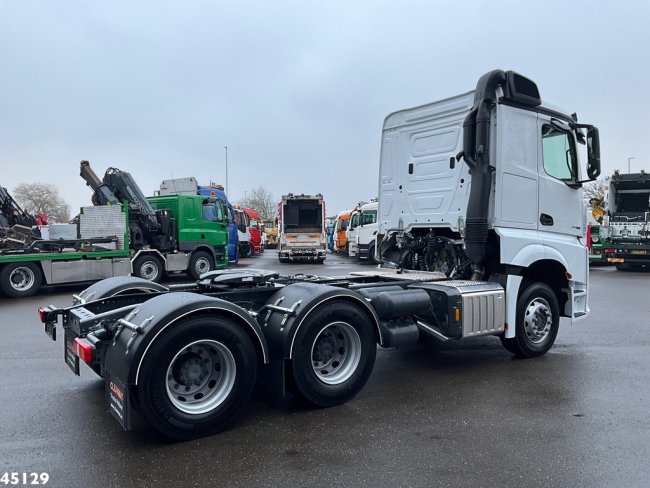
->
[{"left": 1, "top": 252, "right": 649, "bottom": 488}]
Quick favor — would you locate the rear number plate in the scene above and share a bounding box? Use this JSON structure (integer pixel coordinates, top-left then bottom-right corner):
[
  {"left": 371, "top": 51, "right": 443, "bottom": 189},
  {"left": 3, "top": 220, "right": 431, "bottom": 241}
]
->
[{"left": 64, "top": 331, "right": 80, "bottom": 376}]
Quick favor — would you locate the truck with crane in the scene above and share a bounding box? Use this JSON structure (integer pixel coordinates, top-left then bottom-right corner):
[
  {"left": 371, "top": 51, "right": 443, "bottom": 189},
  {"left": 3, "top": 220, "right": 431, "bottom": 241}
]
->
[
  {"left": 39, "top": 69, "right": 600, "bottom": 441},
  {"left": 0, "top": 163, "right": 230, "bottom": 297}
]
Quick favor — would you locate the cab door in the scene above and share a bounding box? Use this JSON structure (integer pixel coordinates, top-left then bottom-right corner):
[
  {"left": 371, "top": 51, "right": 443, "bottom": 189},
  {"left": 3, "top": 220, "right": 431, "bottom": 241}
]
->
[{"left": 536, "top": 116, "right": 584, "bottom": 237}]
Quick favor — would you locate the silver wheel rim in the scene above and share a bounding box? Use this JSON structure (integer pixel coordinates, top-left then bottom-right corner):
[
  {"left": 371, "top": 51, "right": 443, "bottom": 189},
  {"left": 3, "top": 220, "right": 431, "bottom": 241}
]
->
[
  {"left": 9, "top": 267, "right": 35, "bottom": 291},
  {"left": 195, "top": 257, "right": 211, "bottom": 275},
  {"left": 139, "top": 260, "right": 159, "bottom": 281},
  {"left": 524, "top": 297, "right": 553, "bottom": 344},
  {"left": 165, "top": 339, "right": 236, "bottom": 415},
  {"left": 311, "top": 321, "right": 361, "bottom": 385}
]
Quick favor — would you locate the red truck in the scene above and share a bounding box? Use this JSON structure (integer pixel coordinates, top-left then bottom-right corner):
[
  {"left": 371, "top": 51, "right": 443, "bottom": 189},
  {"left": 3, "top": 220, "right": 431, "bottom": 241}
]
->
[{"left": 242, "top": 207, "right": 263, "bottom": 254}]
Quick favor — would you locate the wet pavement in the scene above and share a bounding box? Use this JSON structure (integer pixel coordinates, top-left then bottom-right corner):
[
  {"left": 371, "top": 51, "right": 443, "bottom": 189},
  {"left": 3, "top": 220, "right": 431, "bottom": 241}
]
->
[{"left": 1, "top": 252, "right": 649, "bottom": 488}]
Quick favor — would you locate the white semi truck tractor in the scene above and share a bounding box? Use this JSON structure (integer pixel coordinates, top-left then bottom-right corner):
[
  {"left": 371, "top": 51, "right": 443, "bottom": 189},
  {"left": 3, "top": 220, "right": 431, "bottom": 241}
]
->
[{"left": 39, "top": 69, "right": 600, "bottom": 440}]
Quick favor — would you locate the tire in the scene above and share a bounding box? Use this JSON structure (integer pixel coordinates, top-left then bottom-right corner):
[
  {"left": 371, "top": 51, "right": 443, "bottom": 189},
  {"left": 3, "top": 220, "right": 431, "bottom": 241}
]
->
[
  {"left": 0, "top": 262, "right": 42, "bottom": 298},
  {"left": 131, "top": 254, "right": 164, "bottom": 283},
  {"left": 240, "top": 243, "right": 253, "bottom": 258},
  {"left": 501, "top": 282, "right": 560, "bottom": 358},
  {"left": 290, "top": 301, "right": 377, "bottom": 407},
  {"left": 368, "top": 243, "right": 378, "bottom": 264},
  {"left": 136, "top": 316, "right": 257, "bottom": 440},
  {"left": 188, "top": 251, "right": 215, "bottom": 280}
]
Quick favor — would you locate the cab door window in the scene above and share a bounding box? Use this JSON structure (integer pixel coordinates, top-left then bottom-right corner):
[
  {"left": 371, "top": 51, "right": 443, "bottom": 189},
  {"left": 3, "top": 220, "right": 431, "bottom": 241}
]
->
[{"left": 541, "top": 124, "right": 577, "bottom": 181}]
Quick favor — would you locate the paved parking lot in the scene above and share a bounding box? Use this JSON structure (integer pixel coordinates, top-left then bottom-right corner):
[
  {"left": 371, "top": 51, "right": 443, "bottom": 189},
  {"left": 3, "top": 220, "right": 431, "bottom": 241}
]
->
[{"left": 1, "top": 252, "right": 648, "bottom": 488}]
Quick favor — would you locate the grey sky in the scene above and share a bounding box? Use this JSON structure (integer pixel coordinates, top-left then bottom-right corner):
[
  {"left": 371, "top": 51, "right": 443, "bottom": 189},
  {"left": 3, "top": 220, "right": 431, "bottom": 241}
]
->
[{"left": 1, "top": 0, "right": 648, "bottom": 217}]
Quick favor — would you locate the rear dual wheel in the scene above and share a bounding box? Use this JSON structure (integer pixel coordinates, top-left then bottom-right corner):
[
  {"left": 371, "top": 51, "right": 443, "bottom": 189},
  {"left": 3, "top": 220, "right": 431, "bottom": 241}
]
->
[
  {"left": 290, "top": 301, "right": 377, "bottom": 407},
  {"left": 137, "top": 316, "right": 257, "bottom": 440},
  {"left": 0, "top": 262, "right": 42, "bottom": 297}
]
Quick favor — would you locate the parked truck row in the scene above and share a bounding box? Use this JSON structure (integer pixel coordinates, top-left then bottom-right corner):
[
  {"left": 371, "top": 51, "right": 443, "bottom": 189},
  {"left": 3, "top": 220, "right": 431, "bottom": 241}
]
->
[
  {"left": 40, "top": 69, "right": 602, "bottom": 441},
  {"left": 0, "top": 164, "right": 270, "bottom": 297}
]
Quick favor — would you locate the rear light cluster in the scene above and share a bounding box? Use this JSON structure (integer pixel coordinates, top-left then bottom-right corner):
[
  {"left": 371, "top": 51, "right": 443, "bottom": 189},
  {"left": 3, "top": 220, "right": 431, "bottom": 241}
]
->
[{"left": 74, "top": 338, "right": 95, "bottom": 364}]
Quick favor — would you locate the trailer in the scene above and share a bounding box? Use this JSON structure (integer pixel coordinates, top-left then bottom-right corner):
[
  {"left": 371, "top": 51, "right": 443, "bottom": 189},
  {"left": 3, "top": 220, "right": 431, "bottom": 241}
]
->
[{"left": 39, "top": 69, "right": 601, "bottom": 440}]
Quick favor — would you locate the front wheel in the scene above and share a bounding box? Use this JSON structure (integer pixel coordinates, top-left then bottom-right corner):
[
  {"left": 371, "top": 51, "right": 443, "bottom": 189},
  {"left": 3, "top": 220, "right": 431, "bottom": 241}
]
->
[
  {"left": 136, "top": 316, "right": 257, "bottom": 440},
  {"left": 0, "top": 262, "right": 42, "bottom": 298},
  {"left": 188, "top": 251, "right": 214, "bottom": 280},
  {"left": 240, "top": 243, "right": 253, "bottom": 258},
  {"left": 290, "top": 301, "right": 377, "bottom": 407},
  {"left": 500, "top": 282, "right": 560, "bottom": 358}
]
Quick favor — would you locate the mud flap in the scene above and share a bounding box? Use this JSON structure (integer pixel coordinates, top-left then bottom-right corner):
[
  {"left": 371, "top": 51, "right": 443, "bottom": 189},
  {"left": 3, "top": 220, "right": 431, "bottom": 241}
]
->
[{"left": 105, "top": 372, "right": 131, "bottom": 431}]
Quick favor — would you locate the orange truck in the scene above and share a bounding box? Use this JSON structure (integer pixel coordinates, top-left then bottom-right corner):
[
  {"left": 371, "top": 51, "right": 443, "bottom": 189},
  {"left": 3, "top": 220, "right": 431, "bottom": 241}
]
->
[{"left": 333, "top": 210, "right": 351, "bottom": 253}]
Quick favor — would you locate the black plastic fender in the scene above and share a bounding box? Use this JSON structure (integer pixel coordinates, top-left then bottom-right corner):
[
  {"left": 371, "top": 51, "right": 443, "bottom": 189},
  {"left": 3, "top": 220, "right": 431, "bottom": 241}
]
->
[
  {"left": 102, "top": 292, "right": 269, "bottom": 387},
  {"left": 74, "top": 276, "right": 168, "bottom": 305},
  {"left": 260, "top": 282, "right": 383, "bottom": 360}
]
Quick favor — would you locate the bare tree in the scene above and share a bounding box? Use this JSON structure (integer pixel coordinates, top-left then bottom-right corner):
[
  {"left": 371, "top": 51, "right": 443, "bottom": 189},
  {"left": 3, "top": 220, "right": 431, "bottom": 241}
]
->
[
  {"left": 583, "top": 178, "right": 608, "bottom": 202},
  {"left": 239, "top": 186, "right": 277, "bottom": 221},
  {"left": 13, "top": 183, "right": 70, "bottom": 223}
]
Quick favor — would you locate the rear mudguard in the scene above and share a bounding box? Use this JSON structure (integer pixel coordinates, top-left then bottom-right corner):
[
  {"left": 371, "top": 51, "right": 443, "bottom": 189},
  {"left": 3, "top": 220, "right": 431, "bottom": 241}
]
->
[
  {"left": 260, "top": 282, "right": 383, "bottom": 359},
  {"left": 257, "top": 282, "right": 382, "bottom": 398},
  {"left": 74, "top": 276, "right": 168, "bottom": 305},
  {"left": 102, "top": 292, "right": 269, "bottom": 388}
]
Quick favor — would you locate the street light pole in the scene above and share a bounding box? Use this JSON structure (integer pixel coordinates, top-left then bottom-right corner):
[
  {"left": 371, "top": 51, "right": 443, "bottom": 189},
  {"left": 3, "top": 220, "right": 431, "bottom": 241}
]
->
[{"left": 224, "top": 146, "right": 229, "bottom": 195}]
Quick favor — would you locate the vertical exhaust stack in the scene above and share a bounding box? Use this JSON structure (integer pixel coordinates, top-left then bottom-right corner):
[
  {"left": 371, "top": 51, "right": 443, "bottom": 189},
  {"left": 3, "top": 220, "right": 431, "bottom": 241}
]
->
[{"left": 459, "top": 70, "right": 541, "bottom": 280}]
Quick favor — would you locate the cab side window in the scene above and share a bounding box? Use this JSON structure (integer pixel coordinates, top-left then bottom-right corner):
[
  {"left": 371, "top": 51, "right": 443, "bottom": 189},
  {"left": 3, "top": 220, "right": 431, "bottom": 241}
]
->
[
  {"left": 202, "top": 202, "right": 223, "bottom": 222},
  {"left": 542, "top": 124, "right": 577, "bottom": 181}
]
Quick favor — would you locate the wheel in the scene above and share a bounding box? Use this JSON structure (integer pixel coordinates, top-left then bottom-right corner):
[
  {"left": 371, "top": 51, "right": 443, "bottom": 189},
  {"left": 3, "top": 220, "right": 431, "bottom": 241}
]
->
[
  {"left": 188, "top": 251, "right": 214, "bottom": 280},
  {"left": 240, "top": 243, "right": 253, "bottom": 258},
  {"left": 131, "top": 254, "right": 164, "bottom": 283},
  {"left": 368, "top": 243, "right": 378, "bottom": 264},
  {"left": 0, "top": 262, "right": 42, "bottom": 298},
  {"left": 290, "top": 301, "right": 377, "bottom": 407},
  {"left": 136, "top": 315, "right": 257, "bottom": 440},
  {"left": 500, "top": 282, "right": 560, "bottom": 358}
]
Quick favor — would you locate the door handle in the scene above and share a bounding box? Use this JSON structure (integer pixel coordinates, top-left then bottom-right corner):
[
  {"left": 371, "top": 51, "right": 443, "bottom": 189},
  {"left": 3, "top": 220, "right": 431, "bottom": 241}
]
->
[{"left": 540, "top": 213, "right": 554, "bottom": 226}]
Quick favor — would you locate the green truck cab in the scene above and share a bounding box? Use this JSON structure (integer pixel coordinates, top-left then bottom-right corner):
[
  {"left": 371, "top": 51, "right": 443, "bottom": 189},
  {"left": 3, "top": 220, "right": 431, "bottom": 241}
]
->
[{"left": 147, "top": 194, "right": 229, "bottom": 272}]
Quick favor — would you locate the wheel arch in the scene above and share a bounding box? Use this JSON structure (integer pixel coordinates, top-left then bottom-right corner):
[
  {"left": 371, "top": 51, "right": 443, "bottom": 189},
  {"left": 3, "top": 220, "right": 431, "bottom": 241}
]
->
[
  {"left": 134, "top": 307, "right": 269, "bottom": 385},
  {"left": 96, "top": 293, "right": 268, "bottom": 386},
  {"left": 289, "top": 294, "right": 382, "bottom": 359},
  {"left": 520, "top": 259, "right": 570, "bottom": 317}
]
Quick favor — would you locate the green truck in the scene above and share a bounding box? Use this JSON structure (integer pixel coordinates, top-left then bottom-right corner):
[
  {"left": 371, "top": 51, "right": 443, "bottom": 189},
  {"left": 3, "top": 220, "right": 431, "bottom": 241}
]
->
[{"left": 0, "top": 163, "right": 229, "bottom": 298}]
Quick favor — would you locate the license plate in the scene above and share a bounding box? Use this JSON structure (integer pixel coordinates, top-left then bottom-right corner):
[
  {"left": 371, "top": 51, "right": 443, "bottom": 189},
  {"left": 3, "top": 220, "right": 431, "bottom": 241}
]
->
[
  {"left": 631, "top": 250, "right": 647, "bottom": 255},
  {"left": 64, "top": 331, "right": 80, "bottom": 376},
  {"left": 44, "top": 321, "right": 56, "bottom": 341}
]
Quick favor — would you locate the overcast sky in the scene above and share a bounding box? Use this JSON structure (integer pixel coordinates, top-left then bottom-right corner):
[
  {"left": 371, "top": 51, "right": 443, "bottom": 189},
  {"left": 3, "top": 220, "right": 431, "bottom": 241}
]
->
[{"left": 1, "top": 0, "right": 649, "bottom": 217}]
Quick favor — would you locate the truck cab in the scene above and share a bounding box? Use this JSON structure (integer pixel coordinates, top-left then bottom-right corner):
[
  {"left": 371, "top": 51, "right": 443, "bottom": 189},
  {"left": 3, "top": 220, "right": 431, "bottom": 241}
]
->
[
  {"left": 243, "top": 207, "right": 263, "bottom": 254},
  {"left": 354, "top": 200, "right": 379, "bottom": 261},
  {"left": 333, "top": 211, "right": 350, "bottom": 253},
  {"left": 147, "top": 194, "right": 229, "bottom": 272},
  {"left": 234, "top": 208, "right": 253, "bottom": 257},
  {"left": 377, "top": 69, "right": 600, "bottom": 328}
]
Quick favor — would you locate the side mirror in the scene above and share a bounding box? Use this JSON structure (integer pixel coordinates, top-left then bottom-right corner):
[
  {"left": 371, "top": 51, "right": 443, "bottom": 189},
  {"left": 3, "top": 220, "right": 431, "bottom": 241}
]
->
[{"left": 587, "top": 127, "right": 601, "bottom": 180}]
